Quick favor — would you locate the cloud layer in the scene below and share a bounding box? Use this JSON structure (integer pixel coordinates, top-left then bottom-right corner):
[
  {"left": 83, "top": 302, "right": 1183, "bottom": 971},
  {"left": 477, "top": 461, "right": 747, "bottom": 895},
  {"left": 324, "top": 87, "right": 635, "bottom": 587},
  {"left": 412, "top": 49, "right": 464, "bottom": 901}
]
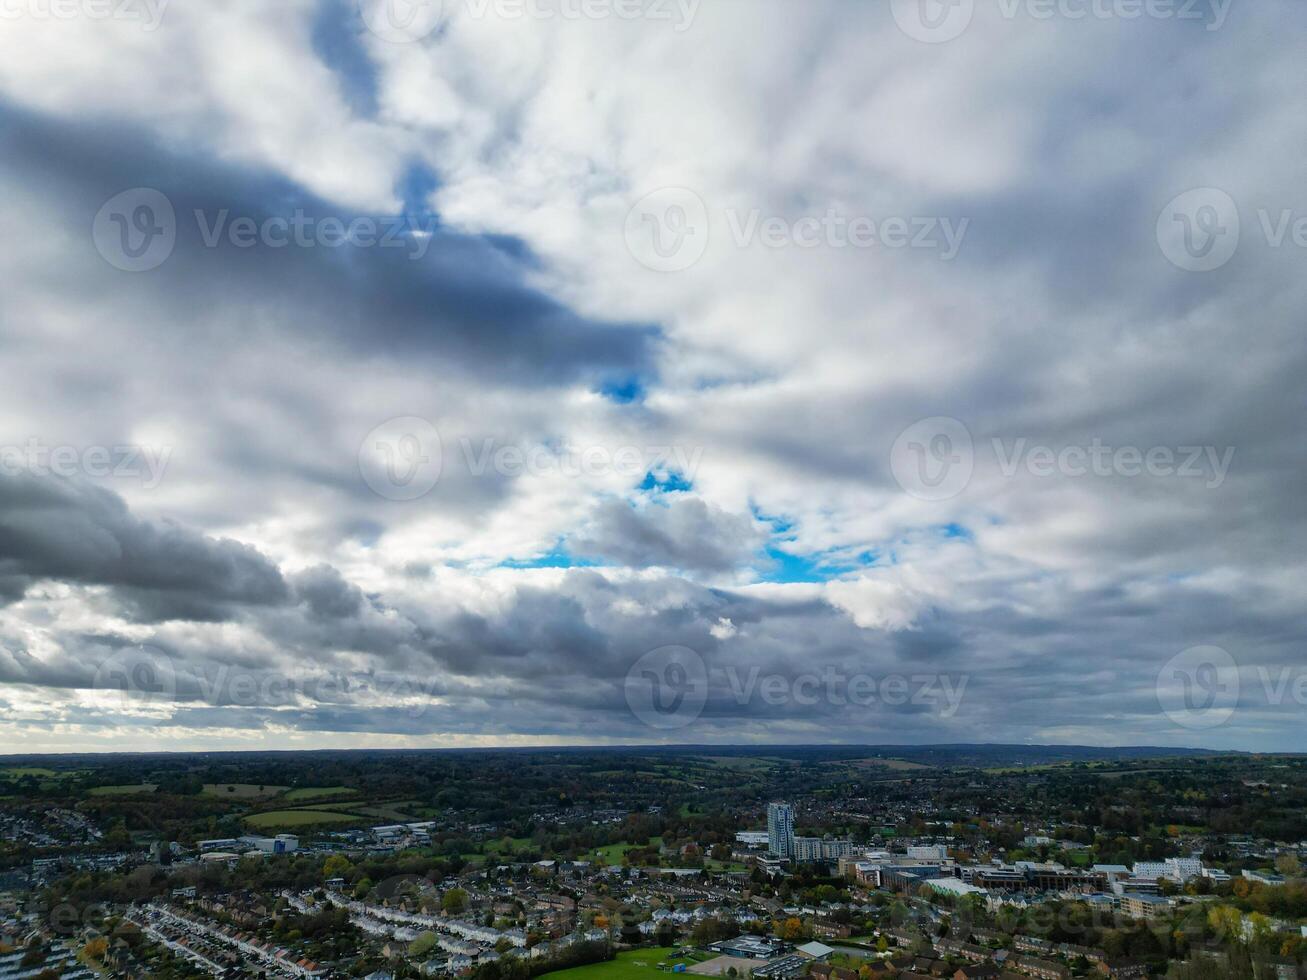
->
[{"left": 1, "top": 0, "right": 1305, "bottom": 752}]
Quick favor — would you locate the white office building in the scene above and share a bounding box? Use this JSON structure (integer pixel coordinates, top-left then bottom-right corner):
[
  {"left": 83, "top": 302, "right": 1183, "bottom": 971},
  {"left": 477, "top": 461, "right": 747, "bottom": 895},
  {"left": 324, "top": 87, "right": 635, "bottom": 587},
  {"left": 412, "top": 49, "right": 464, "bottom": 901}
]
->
[
  {"left": 793, "top": 836, "right": 821, "bottom": 862},
  {"left": 792, "top": 837, "right": 859, "bottom": 862},
  {"left": 1132, "top": 858, "right": 1203, "bottom": 883}
]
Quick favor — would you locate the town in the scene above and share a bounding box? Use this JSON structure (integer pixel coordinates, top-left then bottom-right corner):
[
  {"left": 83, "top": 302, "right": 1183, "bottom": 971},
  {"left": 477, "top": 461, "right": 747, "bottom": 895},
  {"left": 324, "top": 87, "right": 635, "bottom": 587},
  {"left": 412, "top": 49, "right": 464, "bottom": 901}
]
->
[{"left": 2, "top": 746, "right": 1305, "bottom": 979}]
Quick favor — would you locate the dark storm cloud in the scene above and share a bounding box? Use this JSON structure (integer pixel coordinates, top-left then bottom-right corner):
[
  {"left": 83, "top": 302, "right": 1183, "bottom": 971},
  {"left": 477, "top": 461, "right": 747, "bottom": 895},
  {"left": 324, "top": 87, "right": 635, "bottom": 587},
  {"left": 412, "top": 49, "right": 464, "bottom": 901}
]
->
[
  {"left": 432, "top": 585, "right": 612, "bottom": 677},
  {"left": 0, "top": 104, "right": 658, "bottom": 388},
  {"left": 0, "top": 472, "right": 288, "bottom": 620},
  {"left": 293, "top": 564, "right": 365, "bottom": 619},
  {"left": 570, "top": 497, "right": 766, "bottom": 572}
]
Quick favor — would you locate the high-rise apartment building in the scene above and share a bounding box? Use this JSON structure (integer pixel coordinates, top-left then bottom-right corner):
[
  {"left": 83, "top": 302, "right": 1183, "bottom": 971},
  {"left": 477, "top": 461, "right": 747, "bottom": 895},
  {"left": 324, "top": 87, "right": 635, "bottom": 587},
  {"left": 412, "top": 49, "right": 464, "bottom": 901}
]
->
[{"left": 767, "top": 802, "right": 794, "bottom": 857}]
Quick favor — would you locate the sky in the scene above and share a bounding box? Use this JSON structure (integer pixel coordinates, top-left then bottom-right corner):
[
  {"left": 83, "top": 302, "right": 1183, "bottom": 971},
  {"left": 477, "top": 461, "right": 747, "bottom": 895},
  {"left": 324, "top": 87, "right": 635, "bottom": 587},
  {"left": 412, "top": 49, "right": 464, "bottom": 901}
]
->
[{"left": 1, "top": 0, "right": 1305, "bottom": 754}]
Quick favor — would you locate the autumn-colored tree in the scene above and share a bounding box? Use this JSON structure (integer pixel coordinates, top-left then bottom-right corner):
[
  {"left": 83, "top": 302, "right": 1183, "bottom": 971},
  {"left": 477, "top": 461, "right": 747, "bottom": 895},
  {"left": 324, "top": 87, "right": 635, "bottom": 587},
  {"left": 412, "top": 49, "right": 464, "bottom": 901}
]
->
[
  {"left": 322, "top": 854, "right": 353, "bottom": 880},
  {"left": 776, "top": 917, "right": 805, "bottom": 941},
  {"left": 1207, "top": 905, "right": 1242, "bottom": 944}
]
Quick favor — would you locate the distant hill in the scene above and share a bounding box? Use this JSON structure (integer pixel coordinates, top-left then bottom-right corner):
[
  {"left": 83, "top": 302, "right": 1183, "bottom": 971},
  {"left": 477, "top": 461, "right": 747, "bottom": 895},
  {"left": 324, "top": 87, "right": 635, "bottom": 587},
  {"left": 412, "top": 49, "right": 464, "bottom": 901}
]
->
[
  {"left": 618, "top": 742, "right": 1238, "bottom": 768},
  {"left": 0, "top": 742, "right": 1242, "bottom": 769}
]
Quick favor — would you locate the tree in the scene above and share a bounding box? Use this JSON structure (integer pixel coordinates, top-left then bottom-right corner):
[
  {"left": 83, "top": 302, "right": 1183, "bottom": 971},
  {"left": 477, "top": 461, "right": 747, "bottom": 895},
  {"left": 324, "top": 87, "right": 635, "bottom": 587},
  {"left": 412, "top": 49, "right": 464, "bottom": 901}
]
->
[
  {"left": 1275, "top": 854, "right": 1301, "bottom": 878},
  {"left": 1208, "top": 905, "right": 1243, "bottom": 945},
  {"left": 776, "top": 917, "right": 805, "bottom": 941},
  {"left": 322, "top": 855, "right": 352, "bottom": 880},
  {"left": 443, "top": 887, "right": 469, "bottom": 914},
  {"left": 409, "top": 931, "right": 438, "bottom": 956}
]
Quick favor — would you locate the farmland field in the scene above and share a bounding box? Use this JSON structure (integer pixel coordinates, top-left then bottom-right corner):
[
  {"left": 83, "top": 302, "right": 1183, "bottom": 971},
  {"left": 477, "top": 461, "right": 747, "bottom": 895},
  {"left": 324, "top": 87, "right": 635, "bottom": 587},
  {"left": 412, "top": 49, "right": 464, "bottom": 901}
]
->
[
  {"left": 844, "top": 758, "right": 931, "bottom": 771},
  {"left": 203, "top": 783, "right": 289, "bottom": 799},
  {"left": 282, "top": 786, "right": 358, "bottom": 802},
  {"left": 287, "top": 800, "right": 372, "bottom": 812},
  {"left": 244, "top": 809, "right": 363, "bottom": 829},
  {"left": 1, "top": 767, "right": 91, "bottom": 792},
  {"left": 693, "top": 756, "right": 786, "bottom": 771},
  {"left": 353, "top": 801, "right": 425, "bottom": 821}
]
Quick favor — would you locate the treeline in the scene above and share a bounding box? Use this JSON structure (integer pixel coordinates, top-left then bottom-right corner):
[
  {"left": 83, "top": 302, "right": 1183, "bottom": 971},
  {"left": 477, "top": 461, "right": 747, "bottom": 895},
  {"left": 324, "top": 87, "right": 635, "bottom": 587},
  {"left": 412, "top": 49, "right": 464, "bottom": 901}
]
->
[{"left": 469, "top": 940, "right": 612, "bottom": 980}]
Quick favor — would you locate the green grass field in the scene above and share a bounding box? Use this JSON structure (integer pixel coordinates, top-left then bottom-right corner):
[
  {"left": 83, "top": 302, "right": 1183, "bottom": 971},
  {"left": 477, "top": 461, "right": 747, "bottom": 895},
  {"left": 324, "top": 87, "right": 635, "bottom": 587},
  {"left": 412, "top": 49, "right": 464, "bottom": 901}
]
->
[
  {"left": 540, "top": 948, "right": 683, "bottom": 980},
  {"left": 353, "top": 800, "right": 424, "bottom": 821},
  {"left": 704, "top": 859, "right": 748, "bottom": 872},
  {"left": 1, "top": 767, "right": 89, "bottom": 782},
  {"left": 591, "top": 842, "right": 635, "bottom": 863},
  {"left": 287, "top": 800, "right": 371, "bottom": 812},
  {"left": 88, "top": 784, "right": 158, "bottom": 796},
  {"left": 590, "top": 837, "right": 664, "bottom": 864},
  {"left": 244, "top": 809, "right": 363, "bottom": 829},
  {"left": 203, "top": 783, "right": 289, "bottom": 799},
  {"left": 1, "top": 766, "right": 91, "bottom": 792},
  {"left": 482, "top": 836, "right": 536, "bottom": 857},
  {"left": 693, "top": 756, "right": 785, "bottom": 770},
  {"left": 845, "top": 757, "right": 931, "bottom": 771},
  {"left": 282, "top": 786, "right": 358, "bottom": 802}
]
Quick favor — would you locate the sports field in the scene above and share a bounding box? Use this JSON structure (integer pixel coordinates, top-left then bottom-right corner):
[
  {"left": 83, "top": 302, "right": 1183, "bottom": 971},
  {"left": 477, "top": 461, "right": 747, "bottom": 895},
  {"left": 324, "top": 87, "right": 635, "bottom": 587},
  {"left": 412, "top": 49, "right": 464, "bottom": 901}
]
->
[{"left": 540, "top": 948, "right": 684, "bottom": 980}]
